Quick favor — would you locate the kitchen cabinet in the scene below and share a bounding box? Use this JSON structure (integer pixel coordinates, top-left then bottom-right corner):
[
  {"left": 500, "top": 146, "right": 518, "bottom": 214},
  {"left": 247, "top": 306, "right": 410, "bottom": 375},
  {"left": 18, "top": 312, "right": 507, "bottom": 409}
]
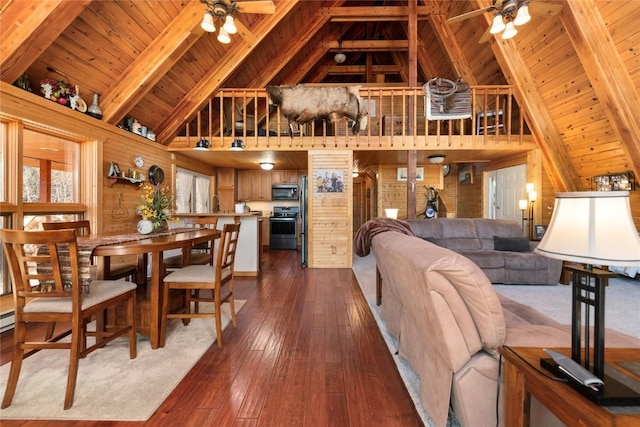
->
[
  {"left": 217, "top": 168, "right": 237, "bottom": 213},
  {"left": 261, "top": 216, "right": 270, "bottom": 247},
  {"left": 238, "top": 169, "right": 272, "bottom": 201},
  {"left": 271, "top": 169, "right": 299, "bottom": 185}
]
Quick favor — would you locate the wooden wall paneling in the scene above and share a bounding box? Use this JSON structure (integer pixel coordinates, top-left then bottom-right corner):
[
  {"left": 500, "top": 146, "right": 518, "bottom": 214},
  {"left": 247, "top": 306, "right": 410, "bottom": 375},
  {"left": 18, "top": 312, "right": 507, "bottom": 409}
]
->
[
  {"left": 308, "top": 150, "right": 352, "bottom": 268},
  {"left": 377, "top": 164, "right": 443, "bottom": 219},
  {"left": 455, "top": 163, "right": 484, "bottom": 219}
]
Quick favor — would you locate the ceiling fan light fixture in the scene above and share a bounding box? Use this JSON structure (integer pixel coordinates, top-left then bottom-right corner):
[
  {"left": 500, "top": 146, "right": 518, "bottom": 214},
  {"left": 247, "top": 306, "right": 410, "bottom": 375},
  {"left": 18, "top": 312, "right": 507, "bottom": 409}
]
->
[
  {"left": 217, "top": 27, "right": 231, "bottom": 44},
  {"left": 201, "top": 10, "right": 216, "bottom": 32},
  {"left": 260, "top": 162, "right": 274, "bottom": 170},
  {"left": 502, "top": 20, "right": 518, "bottom": 39},
  {"left": 513, "top": 3, "right": 531, "bottom": 26},
  {"left": 223, "top": 15, "right": 237, "bottom": 34},
  {"left": 489, "top": 13, "right": 506, "bottom": 34}
]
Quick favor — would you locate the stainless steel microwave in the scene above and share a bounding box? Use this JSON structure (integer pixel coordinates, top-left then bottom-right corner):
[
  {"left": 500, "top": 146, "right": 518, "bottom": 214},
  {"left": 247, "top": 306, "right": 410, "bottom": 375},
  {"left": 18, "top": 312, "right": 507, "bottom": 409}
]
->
[{"left": 272, "top": 184, "right": 298, "bottom": 200}]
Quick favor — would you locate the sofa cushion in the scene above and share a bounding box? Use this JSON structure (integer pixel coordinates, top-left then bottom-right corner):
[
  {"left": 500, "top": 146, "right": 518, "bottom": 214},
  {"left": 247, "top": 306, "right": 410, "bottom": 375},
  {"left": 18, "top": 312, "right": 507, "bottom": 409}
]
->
[
  {"left": 459, "top": 250, "right": 505, "bottom": 269},
  {"left": 494, "top": 236, "right": 531, "bottom": 252},
  {"left": 503, "top": 252, "right": 549, "bottom": 270},
  {"left": 474, "top": 218, "right": 523, "bottom": 249},
  {"left": 405, "top": 218, "right": 443, "bottom": 240}
]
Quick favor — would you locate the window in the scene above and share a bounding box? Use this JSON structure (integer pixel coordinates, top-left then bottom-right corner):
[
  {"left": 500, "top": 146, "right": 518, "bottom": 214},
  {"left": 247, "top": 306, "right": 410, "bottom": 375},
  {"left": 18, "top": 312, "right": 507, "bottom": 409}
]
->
[
  {"left": 176, "top": 168, "right": 211, "bottom": 213},
  {"left": 23, "top": 129, "right": 78, "bottom": 203}
]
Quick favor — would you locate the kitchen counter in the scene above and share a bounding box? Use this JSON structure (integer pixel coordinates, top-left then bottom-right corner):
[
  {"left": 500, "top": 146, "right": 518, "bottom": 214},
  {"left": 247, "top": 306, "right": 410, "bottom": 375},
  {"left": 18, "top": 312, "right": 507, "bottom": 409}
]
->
[{"left": 174, "top": 213, "right": 261, "bottom": 276}]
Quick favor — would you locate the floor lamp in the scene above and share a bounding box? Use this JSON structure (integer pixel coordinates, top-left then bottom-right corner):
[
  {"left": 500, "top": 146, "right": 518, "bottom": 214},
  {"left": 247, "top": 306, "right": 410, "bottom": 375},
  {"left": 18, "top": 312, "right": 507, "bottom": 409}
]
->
[{"left": 534, "top": 191, "right": 640, "bottom": 405}]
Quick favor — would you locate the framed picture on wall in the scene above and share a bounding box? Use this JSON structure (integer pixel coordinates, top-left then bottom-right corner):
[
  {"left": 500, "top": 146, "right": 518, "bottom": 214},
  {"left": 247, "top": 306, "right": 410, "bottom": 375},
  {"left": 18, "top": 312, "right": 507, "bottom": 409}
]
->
[
  {"left": 397, "top": 167, "right": 424, "bottom": 181},
  {"left": 459, "top": 165, "right": 473, "bottom": 185},
  {"left": 316, "top": 170, "right": 344, "bottom": 193},
  {"left": 534, "top": 225, "right": 548, "bottom": 241}
]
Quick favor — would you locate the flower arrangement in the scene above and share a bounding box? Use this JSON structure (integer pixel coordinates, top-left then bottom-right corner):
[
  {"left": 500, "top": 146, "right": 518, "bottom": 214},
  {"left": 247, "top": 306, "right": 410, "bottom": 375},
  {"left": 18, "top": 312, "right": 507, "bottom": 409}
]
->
[{"left": 138, "top": 182, "right": 176, "bottom": 229}]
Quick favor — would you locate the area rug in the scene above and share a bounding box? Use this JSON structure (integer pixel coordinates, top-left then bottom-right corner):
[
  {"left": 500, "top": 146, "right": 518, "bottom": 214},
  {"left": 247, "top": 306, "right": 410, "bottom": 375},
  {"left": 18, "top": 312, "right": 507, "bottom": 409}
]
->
[{"left": 0, "top": 300, "right": 245, "bottom": 421}]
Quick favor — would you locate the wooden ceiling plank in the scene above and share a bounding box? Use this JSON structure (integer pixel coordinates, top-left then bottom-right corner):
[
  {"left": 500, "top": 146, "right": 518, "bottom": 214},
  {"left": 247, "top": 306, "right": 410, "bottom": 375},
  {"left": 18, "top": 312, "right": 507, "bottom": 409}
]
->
[
  {"left": 561, "top": 1, "right": 640, "bottom": 180},
  {"left": 155, "top": 0, "right": 300, "bottom": 144},
  {"left": 319, "top": 6, "right": 439, "bottom": 21},
  {"left": 1, "top": 0, "right": 91, "bottom": 84},
  {"left": 324, "top": 40, "right": 410, "bottom": 51},
  {"left": 429, "top": 14, "right": 477, "bottom": 84},
  {"left": 473, "top": 0, "right": 581, "bottom": 192},
  {"left": 100, "top": 0, "right": 204, "bottom": 124}
]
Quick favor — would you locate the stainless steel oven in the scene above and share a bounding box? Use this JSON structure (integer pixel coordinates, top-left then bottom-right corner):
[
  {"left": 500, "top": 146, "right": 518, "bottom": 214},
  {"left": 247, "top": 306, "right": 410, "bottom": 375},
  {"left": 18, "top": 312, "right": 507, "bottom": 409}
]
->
[{"left": 269, "top": 206, "right": 298, "bottom": 250}]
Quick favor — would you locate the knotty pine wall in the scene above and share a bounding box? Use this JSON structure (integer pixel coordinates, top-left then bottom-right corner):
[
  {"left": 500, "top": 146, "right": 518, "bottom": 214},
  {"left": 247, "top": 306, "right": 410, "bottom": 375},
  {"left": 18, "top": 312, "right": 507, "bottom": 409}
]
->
[
  {"left": 307, "top": 150, "right": 353, "bottom": 268},
  {"left": 377, "top": 164, "right": 444, "bottom": 219}
]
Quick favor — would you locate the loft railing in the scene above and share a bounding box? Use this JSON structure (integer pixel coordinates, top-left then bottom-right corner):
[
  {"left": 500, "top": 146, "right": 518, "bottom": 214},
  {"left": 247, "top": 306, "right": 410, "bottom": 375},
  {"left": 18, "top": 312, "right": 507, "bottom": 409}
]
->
[{"left": 175, "top": 86, "right": 529, "bottom": 149}]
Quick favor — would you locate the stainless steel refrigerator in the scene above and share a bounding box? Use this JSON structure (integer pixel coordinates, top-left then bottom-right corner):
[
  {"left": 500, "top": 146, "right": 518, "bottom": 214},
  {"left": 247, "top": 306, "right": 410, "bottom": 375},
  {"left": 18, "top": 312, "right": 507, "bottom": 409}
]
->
[{"left": 300, "top": 175, "right": 308, "bottom": 267}]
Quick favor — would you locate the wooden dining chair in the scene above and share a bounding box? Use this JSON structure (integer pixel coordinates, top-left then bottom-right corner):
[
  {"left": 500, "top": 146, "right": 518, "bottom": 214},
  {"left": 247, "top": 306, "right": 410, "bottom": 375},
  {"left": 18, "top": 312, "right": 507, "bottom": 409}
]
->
[
  {"left": 1, "top": 228, "right": 137, "bottom": 410},
  {"left": 163, "top": 217, "right": 219, "bottom": 270},
  {"left": 160, "top": 222, "right": 240, "bottom": 348},
  {"left": 42, "top": 220, "right": 139, "bottom": 283}
]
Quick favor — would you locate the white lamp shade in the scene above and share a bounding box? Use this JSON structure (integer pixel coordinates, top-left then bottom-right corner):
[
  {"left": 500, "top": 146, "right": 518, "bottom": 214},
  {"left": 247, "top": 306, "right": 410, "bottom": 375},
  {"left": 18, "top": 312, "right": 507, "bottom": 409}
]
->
[
  {"left": 526, "top": 182, "right": 535, "bottom": 192},
  {"left": 519, "top": 199, "right": 528, "bottom": 210},
  {"left": 490, "top": 14, "right": 506, "bottom": 34},
  {"left": 514, "top": 4, "right": 531, "bottom": 26},
  {"left": 535, "top": 191, "right": 640, "bottom": 266},
  {"left": 502, "top": 21, "right": 518, "bottom": 39},
  {"left": 217, "top": 27, "right": 231, "bottom": 44},
  {"left": 201, "top": 11, "right": 216, "bottom": 32},
  {"left": 384, "top": 209, "right": 399, "bottom": 219},
  {"left": 223, "top": 15, "right": 237, "bottom": 34},
  {"left": 528, "top": 190, "right": 537, "bottom": 202}
]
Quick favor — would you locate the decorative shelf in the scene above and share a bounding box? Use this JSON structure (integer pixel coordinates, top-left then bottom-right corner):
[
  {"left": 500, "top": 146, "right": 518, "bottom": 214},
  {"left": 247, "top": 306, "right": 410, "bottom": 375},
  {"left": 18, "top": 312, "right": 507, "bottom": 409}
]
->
[
  {"left": 591, "top": 171, "right": 635, "bottom": 192},
  {"left": 107, "top": 176, "right": 145, "bottom": 187}
]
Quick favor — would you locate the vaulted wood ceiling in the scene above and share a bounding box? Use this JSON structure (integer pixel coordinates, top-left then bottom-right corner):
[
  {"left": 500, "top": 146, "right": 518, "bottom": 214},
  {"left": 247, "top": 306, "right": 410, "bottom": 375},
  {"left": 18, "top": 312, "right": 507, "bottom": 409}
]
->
[{"left": 2, "top": 0, "right": 639, "bottom": 192}]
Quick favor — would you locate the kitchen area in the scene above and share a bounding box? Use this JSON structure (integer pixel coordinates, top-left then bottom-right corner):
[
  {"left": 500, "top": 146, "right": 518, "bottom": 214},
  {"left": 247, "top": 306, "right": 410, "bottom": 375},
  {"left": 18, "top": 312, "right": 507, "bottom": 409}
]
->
[{"left": 214, "top": 167, "right": 308, "bottom": 269}]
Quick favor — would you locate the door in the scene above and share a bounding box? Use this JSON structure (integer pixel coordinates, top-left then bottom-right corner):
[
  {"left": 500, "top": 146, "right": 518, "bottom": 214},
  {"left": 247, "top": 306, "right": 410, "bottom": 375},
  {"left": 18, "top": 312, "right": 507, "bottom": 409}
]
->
[{"left": 485, "top": 164, "right": 526, "bottom": 223}]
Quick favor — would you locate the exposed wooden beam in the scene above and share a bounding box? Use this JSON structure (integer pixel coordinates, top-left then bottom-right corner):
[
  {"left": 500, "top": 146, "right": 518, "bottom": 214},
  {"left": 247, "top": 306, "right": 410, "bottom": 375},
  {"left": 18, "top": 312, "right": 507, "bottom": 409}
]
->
[
  {"left": 318, "top": 5, "right": 442, "bottom": 21},
  {"left": 561, "top": 1, "right": 640, "bottom": 180},
  {"left": 100, "top": 0, "right": 204, "bottom": 124},
  {"left": 155, "top": 0, "right": 299, "bottom": 144},
  {"left": 428, "top": 14, "right": 477, "bottom": 84},
  {"left": 323, "top": 40, "right": 414, "bottom": 51},
  {"left": 326, "top": 65, "right": 403, "bottom": 75},
  {"left": 0, "top": 0, "right": 91, "bottom": 83},
  {"left": 476, "top": 1, "right": 581, "bottom": 192}
]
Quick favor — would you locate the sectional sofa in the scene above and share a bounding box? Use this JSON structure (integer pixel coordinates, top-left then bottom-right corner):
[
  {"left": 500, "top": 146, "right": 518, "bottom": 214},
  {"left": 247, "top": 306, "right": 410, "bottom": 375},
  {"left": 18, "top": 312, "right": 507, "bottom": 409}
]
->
[
  {"left": 405, "top": 218, "right": 563, "bottom": 285},
  {"left": 370, "top": 230, "right": 640, "bottom": 427}
]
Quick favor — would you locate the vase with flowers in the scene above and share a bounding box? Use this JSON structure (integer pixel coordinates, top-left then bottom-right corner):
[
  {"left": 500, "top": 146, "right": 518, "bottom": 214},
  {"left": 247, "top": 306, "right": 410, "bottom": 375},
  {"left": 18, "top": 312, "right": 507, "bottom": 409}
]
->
[{"left": 138, "top": 182, "right": 176, "bottom": 232}]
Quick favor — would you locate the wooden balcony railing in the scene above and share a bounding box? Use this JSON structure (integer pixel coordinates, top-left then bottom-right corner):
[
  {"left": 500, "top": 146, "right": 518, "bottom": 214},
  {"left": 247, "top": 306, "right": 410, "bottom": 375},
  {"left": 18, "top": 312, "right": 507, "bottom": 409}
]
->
[{"left": 174, "top": 85, "right": 529, "bottom": 150}]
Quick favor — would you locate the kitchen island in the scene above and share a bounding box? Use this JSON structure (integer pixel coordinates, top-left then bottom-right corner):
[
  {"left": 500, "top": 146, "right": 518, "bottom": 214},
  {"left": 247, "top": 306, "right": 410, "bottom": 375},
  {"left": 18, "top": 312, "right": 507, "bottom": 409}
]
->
[{"left": 174, "top": 213, "right": 261, "bottom": 276}]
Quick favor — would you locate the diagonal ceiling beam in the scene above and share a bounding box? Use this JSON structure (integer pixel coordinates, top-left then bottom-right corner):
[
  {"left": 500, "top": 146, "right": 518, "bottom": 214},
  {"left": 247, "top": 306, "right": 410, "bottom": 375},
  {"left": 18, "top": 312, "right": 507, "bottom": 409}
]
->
[
  {"left": 473, "top": 0, "right": 580, "bottom": 192},
  {"left": 0, "top": 0, "right": 91, "bottom": 84},
  {"left": 561, "top": 1, "right": 640, "bottom": 180},
  {"left": 155, "top": 0, "right": 300, "bottom": 144},
  {"left": 100, "top": 0, "right": 204, "bottom": 124}
]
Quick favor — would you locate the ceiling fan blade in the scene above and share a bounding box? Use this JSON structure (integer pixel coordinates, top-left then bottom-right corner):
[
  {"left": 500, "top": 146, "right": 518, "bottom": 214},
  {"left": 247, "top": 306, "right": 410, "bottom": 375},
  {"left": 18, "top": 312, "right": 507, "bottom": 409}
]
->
[
  {"left": 528, "top": 1, "right": 563, "bottom": 17},
  {"left": 478, "top": 27, "right": 493, "bottom": 44},
  {"left": 447, "top": 5, "right": 495, "bottom": 24},
  {"left": 235, "top": 1, "right": 276, "bottom": 14}
]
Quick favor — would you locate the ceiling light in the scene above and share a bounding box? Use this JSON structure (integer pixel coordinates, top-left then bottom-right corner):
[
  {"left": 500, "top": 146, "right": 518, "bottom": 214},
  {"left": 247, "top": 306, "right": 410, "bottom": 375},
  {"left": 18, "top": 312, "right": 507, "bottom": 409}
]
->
[
  {"left": 260, "top": 162, "right": 274, "bottom": 170},
  {"left": 513, "top": 3, "right": 531, "bottom": 26},
  {"left": 194, "top": 138, "right": 210, "bottom": 151},
  {"left": 352, "top": 171, "right": 359, "bottom": 178},
  {"left": 428, "top": 154, "right": 446, "bottom": 164},
  {"left": 489, "top": 14, "right": 506, "bottom": 34},
  {"left": 223, "top": 15, "right": 237, "bottom": 34},
  {"left": 229, "top": 139, "right": 244, "bottom": 151},
  {"left": 217, "top": 27, "right": 231, "bottom": 44},
  {"left": 201, "top": 11, "right": 216, "bottom": 32},
  {"left": 334, "top": 39, "right": 346, "bottom": 64},
  {"left": 501, "top": 20, "right": 518, "bottom": 39}
]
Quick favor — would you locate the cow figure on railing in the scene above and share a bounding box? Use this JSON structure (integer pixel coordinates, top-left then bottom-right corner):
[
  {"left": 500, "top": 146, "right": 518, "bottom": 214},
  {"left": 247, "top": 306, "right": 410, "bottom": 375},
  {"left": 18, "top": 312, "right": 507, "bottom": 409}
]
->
[{"left": 266, "top": 85, "right": 368, "bottom": 137}]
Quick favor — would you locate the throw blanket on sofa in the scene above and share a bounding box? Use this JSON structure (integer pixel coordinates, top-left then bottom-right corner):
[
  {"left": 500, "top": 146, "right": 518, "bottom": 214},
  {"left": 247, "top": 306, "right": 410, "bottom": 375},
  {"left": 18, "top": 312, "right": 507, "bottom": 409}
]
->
[{"left": 354, "top": 217, "right": 415, "bottom": 256}]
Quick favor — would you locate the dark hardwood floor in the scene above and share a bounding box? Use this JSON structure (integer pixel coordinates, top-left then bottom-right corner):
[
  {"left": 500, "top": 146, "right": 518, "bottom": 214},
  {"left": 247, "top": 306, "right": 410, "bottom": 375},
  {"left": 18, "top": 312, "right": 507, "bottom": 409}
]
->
[{"left": 0, "top": 249, "right": 423, "bottom": 426}]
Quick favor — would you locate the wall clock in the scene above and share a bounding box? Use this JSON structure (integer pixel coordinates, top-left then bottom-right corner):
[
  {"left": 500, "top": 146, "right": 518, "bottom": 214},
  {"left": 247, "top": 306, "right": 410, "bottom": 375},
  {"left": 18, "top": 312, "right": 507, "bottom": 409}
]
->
[
  {"left": 443, "top": 164, "right": 451, "bottom": 177},
  {"left": 134, "top": 155, "right": 144, "bottom": 168}
]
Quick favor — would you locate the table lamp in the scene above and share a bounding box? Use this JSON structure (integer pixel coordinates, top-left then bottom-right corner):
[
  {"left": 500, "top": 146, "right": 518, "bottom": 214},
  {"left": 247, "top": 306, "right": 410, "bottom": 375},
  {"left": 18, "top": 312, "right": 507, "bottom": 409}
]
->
[{"left": 534, "top": 191, "right": 640, "bottom": 405}]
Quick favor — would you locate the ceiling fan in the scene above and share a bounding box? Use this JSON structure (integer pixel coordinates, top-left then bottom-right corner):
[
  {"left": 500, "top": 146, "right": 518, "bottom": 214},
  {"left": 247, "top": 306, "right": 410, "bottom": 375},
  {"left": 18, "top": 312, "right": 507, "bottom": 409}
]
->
[
  {"left": 199, "top": 0, "right": 275, "bottom": 43},
  {"left": 447, "top": 0, "right": 562, "bottom": 42}
]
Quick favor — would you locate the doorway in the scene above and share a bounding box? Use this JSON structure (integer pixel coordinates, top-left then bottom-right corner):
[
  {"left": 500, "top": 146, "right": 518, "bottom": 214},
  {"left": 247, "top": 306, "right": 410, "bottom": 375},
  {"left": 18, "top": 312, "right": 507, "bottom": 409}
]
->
[{"left": 484, "top": 164, "right": 527, "bottom": 225}]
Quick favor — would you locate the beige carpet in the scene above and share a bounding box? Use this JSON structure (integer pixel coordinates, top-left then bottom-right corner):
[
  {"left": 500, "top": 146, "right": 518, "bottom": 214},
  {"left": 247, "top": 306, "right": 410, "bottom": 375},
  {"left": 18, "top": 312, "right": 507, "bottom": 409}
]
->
[{"left": 0, "top": 300, "right": 245, "bottom": 421}]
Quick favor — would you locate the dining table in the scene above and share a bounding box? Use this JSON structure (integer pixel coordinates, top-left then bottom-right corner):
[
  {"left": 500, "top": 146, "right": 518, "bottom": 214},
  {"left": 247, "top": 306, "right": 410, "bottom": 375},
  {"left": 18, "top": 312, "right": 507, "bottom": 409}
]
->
[{"left": 79, "top": 228, "right": 220, "bottom": 349}]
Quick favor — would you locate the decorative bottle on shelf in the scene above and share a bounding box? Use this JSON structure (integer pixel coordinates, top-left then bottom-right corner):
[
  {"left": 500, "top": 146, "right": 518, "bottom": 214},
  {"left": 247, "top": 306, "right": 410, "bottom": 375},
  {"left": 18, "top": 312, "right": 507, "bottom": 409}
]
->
[{"left": 86, "top": 93, "right": 103, "bottom": 120}]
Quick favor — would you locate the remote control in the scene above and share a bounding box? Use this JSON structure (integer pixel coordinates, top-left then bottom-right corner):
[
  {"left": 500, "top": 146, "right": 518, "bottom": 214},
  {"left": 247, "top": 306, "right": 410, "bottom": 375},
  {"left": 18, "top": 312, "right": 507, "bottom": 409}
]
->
[{"left": 544, "top": 349, "right": 604, "bottom": 390}]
